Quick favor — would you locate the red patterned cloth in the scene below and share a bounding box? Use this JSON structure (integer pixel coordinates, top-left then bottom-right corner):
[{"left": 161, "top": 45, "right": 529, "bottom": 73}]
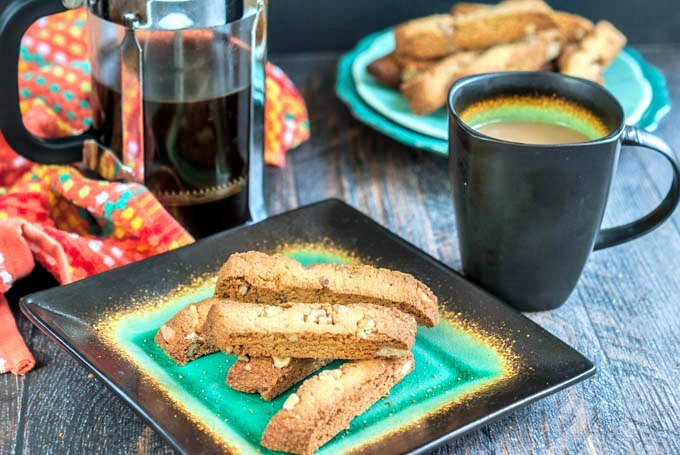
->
[
  {"left": 0, "top": 9, "right": 309, "bottom": 375},
  {"left": 0, "top": 141, "right": 194, "bottom": 375}
]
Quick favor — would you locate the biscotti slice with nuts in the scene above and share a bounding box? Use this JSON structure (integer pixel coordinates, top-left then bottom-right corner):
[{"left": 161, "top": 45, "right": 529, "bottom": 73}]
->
[
  {"left": 456, "top": 28, "right": 563, "bottom": 77},
  {"left": 305, "top": 262, "right": 439, "bottom": 326},
  {"left": 401, "top": 29, "right": 562, "bottom": 115},
  {"left": 394, "top": 0, "right": 556, "bottom": 59},
  {"left": 261, "top": 355, "right": 415, "bottom": 454},
  {"left": 451, "top": 0, "right": 557, "bottom": 50},
  {"left": 400, "top": 50, "right": 480, "bottom": 115},
  {"left": 214, "top": 251, "right": 439, "bottom": 327},
  {"left": 558, "top": 20, "right": 626, "bottom": 83},
  {"left": 227, "top": 357, "right": 332, "bottom": 401},
  {"left": 449, "top": 3, "right": 593, "bottom": 43},
  {"left": 154, "top": 298, "right": 219, "bottom": 365},
  {"left": 203, "top": 302, "right": 417, "bottom": 359}
]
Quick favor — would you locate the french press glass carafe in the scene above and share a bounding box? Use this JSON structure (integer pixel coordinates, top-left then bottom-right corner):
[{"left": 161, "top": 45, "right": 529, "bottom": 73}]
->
[{"left": 0, "top": 0, "right": 267, "bottom": 238}]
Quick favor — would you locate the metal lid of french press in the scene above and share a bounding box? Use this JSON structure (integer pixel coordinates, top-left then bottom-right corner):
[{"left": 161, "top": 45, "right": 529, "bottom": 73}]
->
[{"left": 65, "top": 0, "right": 244, "bottom": 29}]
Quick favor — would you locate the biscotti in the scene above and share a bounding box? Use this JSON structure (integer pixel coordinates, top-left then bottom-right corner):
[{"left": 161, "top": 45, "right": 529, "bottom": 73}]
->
[
  {"left": 400, "top": 50, "right": 479, "bottom": 115},
  {"left": 394, "top": 0, "right": 556, "bottom": 59},
  {"left": 552, "top": 11, "right": 593, "bottom": 43},
  {"left": 393, "top": 14, "right": 458, "bottom": 59},
  {"left": 450, "top": 3, "right": 593, "bottom": 43},
  {"left": 227, "top": 357, "right": 331, "bottom": 401},
  {"left": 203, "top": 302, "right": 417, "bottom": 359},
  {"left": 451, "top": 0, "right": 557, "bottom": 50},
  {"left": 558, "top": 20, "right": 626, "bottom": 83},
  {"left": 394, "top": 53, "right": 440, "bottom": 82},
  {"left": 366, "top": 52, "right": 438, "bottom": 88},
  {"left": 261, "top": 356, "right": 415, "bottom": 454},
  {"left": 457, "top": 29, "right": 562, "bottom": 77},
  {"left": 155, "top": 298, "right": 219, "bottom": 365},
  {"left": 366, "top": 52, "right": 403, "bottom": 89},
  {"left": 402, "top": 29, "right": 561, "bottom": 115},
  {"left": 214, "top": 251, "right": 439, "bottom": 327},
  {"left": 450, "top": 2, "right": 489, "bottom": 17}
]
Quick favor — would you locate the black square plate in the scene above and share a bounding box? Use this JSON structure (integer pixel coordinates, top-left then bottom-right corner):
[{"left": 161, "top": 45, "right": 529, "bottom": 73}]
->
[{"left": 21, "top": 199, "right": 594, "bottom": 454}]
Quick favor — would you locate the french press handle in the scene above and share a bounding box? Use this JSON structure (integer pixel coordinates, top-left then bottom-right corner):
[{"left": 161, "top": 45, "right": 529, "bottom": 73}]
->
[{"left": 0, "top": 0, "right": 90, "bottom": 164}]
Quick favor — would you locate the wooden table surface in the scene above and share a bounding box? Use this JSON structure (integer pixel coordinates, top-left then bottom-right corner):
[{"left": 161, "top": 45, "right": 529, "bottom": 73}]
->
[{"left": 2, "top": 46, "right": 680, "bottom": 454}]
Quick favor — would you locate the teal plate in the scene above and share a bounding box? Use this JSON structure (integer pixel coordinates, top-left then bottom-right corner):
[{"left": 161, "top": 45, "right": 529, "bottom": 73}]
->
[
  {"left": 337, "top": 29, "right": 671, "bottom": 155},
  {"left": 21, "top": 199, "right": 594, "bottom": 454}
]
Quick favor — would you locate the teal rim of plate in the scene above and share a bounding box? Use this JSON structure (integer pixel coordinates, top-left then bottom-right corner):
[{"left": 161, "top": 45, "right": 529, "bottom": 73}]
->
[
  {"left": 622, "top": 47, "right": 671, "bottom": 132},
  {"left": 100, "top": 248, "right": 513, "bottom": 454},
  {"left": 336, "top": 31, "right": 450, "bottom": 156},
  {"left": 336, "top": 28, "right": 671, "bottom": 155}
]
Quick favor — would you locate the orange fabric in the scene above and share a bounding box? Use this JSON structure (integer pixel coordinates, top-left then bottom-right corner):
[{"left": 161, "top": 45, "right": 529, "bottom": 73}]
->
[
  {"left": 0, "top": 297, "right": 34, "bottom": 375},
  {"left": 0, "top": 154, "right": 195, "bottom": 375},
  {"left": 0, "top": 221, "right": 36, "bottom": 374}
]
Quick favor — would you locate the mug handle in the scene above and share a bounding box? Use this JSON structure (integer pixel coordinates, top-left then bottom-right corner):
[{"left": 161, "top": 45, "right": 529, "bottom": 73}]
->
[
  {"left": 0, "top": 0, "right": 91, "bottom": 164},
  {"left": 594, "top": 126, "right": 680, "bottom": 250}
]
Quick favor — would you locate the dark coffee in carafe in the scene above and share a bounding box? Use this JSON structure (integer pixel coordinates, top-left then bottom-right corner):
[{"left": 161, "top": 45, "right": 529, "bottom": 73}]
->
[
  {"left": 89, "top": 17, "right": 254, "bottom": 238},
  {"left": 91, "top": 81, "right": 250, "bottom": 238},
  {"left": 0, "top": 0, "right": 269, "bottom": 239}
]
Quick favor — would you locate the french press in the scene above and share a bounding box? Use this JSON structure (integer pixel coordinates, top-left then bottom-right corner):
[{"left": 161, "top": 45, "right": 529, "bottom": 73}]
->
[{"left": 0, "top": 0, "right": 267, "bottom": 238}]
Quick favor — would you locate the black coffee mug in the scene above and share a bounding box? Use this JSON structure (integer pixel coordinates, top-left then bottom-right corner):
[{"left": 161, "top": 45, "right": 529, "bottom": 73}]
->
[{"left": 448, "top": 72, "right": 680, "bottom": 311}]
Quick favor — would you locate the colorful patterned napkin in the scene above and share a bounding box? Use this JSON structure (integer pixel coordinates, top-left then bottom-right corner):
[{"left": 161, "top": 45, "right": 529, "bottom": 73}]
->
[{"left": 0, "top": 9, "right": 309, "bottom": 375}]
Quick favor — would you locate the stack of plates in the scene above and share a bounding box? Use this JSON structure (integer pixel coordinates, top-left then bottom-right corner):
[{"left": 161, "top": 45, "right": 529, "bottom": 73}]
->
[{"left": 336, "top": 29, "right": 671, "bottom": 156}]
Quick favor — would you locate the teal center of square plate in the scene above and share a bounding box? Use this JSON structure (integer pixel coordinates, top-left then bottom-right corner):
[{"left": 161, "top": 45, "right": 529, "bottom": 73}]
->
[{"left": 106, "top": 248, "right": 509, "bottom": 453}]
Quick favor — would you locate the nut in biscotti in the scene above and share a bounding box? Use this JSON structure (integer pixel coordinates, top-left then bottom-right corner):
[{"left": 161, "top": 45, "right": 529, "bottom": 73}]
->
[
  {"left": 154, "top": 298, "right": 221, "bottom": 365},
  {"left": 202, "top": 302, "right": 417, "bottom": 360},
  {"left": 214, "top": 251, "right": 439, "bottom": 327},
  {"left": 261, "top": 355, "right": 415, "bottom": 454}
]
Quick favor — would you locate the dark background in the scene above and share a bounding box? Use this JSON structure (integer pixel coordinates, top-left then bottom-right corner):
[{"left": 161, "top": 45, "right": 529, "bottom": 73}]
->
[{"left": 269, "top": 0, "right": 680, "bottom": 53}]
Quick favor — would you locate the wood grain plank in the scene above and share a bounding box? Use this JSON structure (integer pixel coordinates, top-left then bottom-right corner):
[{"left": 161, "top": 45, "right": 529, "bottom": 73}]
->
[
  {"left": 412, "top": 154, "right": 460, "bottom": 267},
  {"left": 625, "top": 44, "right": 680, "bottom": 237},
  {"left": 382, "top": 146, "right": 440, "bottom": 255},
  {"left": 0, "top": 322, "right": 27, "bottom": 455},
  {"left": 265, "top": 161, "right": 299, "bottom": 216},
  {"left": 593, "top": 49, "right": 680, "bottom": 455},
  {"left": 4, "top": 268, "right": 174, "bottom": 455},
  {"left": 573, "top": 148, "right": 680, "bottom": 454},
  {"left": 0, "top": 376, "right": 23, "bottom": 455},
  {"left": 287, "top": 57, "right": 346, "bottom": 204},
  {"left": 17, "top": 327, "right": 174, "bottom": 455},
  {"left": 2, "top": 266, "right": 58, "bottom": 455}
]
